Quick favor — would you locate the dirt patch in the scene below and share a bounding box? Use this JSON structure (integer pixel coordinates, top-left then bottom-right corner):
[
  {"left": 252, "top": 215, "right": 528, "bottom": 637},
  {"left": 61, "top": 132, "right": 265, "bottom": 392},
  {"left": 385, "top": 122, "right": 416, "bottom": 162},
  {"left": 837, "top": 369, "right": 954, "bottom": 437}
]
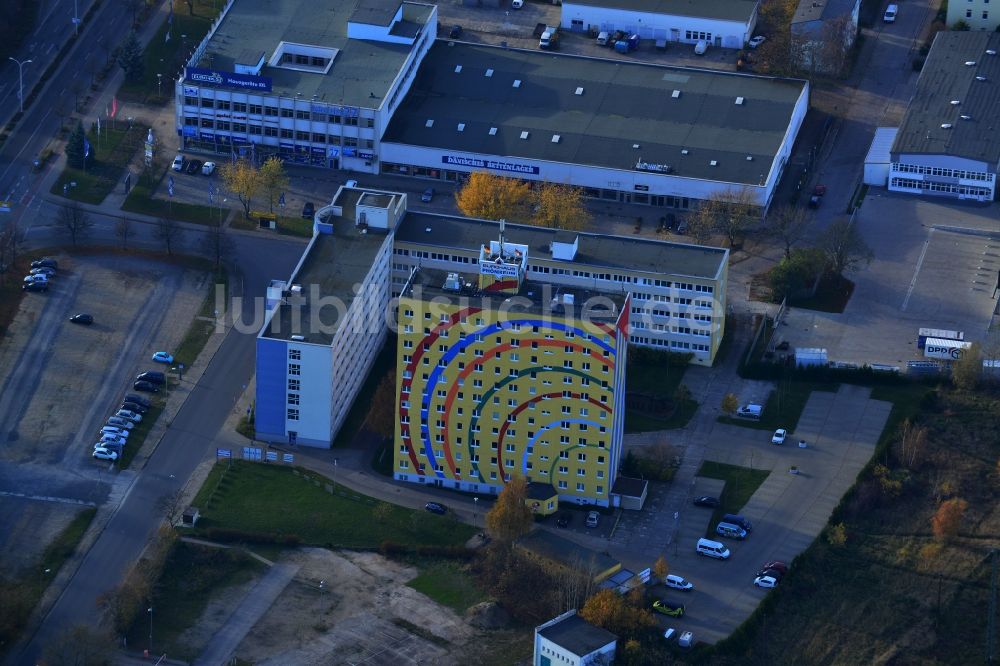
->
[
  {"left": 0, "top": 498, "right": 82, "bottom": 577},
  {"left": 232, "top": 549, "right": 480, "bottom": 665}
]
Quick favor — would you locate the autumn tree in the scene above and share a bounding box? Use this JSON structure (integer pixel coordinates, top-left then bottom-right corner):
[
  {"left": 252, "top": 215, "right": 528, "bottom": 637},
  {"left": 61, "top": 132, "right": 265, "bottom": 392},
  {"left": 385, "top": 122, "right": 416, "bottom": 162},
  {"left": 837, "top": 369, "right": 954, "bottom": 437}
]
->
[
  {"left": 827, "top": 522, "right": 847, "bottom": 547},
  {"left": 951, "top": 341, "right": 983, "bottom": 392},
  {"left": 58, "top": 203, "right": 93, "bottom": 245},
  {"left": 653, "top": 555, "right": 669, "bottom": 582},
  {"left": 711, "top": 187, "right": 760, "bottom": 248},
  {"left": 455, "top": 171, "right": 531, "bottom": 222},
  {"left": 721, "top": 393, "right": 739, "bottom": 416},
  {"left": 259, "top": 156, "right": 289, "bottom": 214},
  {"left": 364, "top": 373, "right": 397, "bottom": 439},
  {"left": 820, "top": 218, "right": 874, "bottom": 277},
  {"left": 484, "top": 474, "right": 533, "bottom": 543},
  {"left": 220, "top": 158, "right": 264, "bottom": 218},
  {"left": 531, "top": 181, "right": 590, "bottom": 231},
  {"left": 893, "top": 419, "right": 928, "bottom": 471},
  {"left": 769, "top": 205, "right": 810, "bottom": 259},
  {"left": 579, "top": 589, "right": 655, "bottom": 641},
  {"left": 932, "top": 497, "right": 968, "bottom": 540}
]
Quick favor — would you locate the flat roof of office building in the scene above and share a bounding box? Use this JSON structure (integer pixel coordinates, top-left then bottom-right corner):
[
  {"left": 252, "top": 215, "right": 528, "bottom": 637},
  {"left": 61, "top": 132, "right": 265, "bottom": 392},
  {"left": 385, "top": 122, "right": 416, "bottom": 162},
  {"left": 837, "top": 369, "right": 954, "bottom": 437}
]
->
[
  {"left": 537, "top": 613, "right": 617, "bottom": 657},
  {"left": 382, "top": 42, "right": 806, "bottom": 186},
  {"left": 262, "top": 190, "right": 389, "bottom": 345},
  {"left": 193, "top": 0, "right": 433, "bottom": 107},
  {"left": 395, "top": 213, "right": 728, "bottom": 281},
  {"left": 563, "top": 0, "right": 758, "bottom": 23},
  {"left": 893, "top": 32, "right": 1000, "bottom": 163}
]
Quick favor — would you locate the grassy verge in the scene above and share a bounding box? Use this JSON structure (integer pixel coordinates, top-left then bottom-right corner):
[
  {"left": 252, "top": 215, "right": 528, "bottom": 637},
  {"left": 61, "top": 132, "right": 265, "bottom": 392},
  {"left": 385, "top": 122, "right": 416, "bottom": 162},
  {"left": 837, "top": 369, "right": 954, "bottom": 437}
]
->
[
  {"left": 406, "top": 559, "right": 489, "bottom": 613},
  {"left": 230, "top": 214, "right": 314, "bottom": 238},
  {"left": 122, "top": 176, "right": 223, "bottom": 225},
  {"left": 173, "top": 269, "right": 226, "bottom": 368},
  {"left": 697, "top": 461, "right": 770, "bottom": 534},
  {"left": 0, "top": 507, "right": 96, "bottom": 651},
  {"left": 123, "top": 541, "right": 264, "bottom": 661},
  {"left": 118, "top": 402, "right": 164, "bottom": 469},
  {"left": 334, "top": 335, "right": 396, "bottom": 448},
  {"left": 192, "top": 461, "right": 476, "bottom": 549},
  {"left": 718, "top": 380, "right": 837, "bottom": 432},
  {"left": 50, "top": 125, "right": 146, "bottom": 204}
]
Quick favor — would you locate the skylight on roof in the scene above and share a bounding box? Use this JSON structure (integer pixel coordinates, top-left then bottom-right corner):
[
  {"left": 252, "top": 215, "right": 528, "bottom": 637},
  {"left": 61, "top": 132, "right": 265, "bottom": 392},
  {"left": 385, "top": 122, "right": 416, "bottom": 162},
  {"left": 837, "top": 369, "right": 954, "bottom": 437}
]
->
[
  {"left": 552, "top": 134, "right": 561, "bottom": 143},
  {"left": 513, "top": 79, "right": 522, "bottom": 88},
  {"left": 486, "top": 69, "right": 494, "bottom": 77},
  {"left": 457, "top": 123, "right": 465, "bottom": 132},
  {"left": 735, "top": 97, "right": 745, "bottom": 105},
  {"left": 425, "top": 119, "right": 434, "bottom": 128},
  {"left": 454, "top": 65, "right": 463, "bottom": 73},
  {"left": 489, "top": 127, "right": 498, "bottom": 135},
  {"left": 575, "top": 87, "right": 584, "bottom": 95},
  {"left": 672, "top": 90, "right": 681, "bottom": 98},
  {"left": 520, "top": 131, "right": 530, "bottom": 140}
]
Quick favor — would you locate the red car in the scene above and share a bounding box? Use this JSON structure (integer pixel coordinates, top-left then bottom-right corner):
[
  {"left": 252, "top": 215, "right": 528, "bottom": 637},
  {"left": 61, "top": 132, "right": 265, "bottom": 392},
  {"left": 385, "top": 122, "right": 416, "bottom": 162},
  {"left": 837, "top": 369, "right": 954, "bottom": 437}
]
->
[
  {"left": 812, "top": 184, "right": 827, "bottom": 196},
  {"left": 761, "top": 560, "right": 788, "bottom": 576}
]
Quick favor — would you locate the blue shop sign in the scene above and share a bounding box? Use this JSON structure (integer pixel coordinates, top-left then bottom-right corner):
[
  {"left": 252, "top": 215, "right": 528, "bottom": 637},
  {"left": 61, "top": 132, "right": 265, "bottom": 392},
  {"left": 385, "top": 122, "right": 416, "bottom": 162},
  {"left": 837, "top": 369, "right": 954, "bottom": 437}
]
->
[
  {"left": 185, "top": 67, "right": 272, "bottom": 92},
  {"left": 442, "top": 154, "right": 539, "bottom": 175}
]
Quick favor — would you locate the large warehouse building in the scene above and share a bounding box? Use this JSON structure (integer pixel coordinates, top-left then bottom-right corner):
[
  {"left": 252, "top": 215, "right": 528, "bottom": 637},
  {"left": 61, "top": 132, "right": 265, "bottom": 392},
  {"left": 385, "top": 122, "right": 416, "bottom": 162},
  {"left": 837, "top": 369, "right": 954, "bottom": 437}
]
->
[{"left": 889, "top": 32, "right": 1000, "bottom": 201}]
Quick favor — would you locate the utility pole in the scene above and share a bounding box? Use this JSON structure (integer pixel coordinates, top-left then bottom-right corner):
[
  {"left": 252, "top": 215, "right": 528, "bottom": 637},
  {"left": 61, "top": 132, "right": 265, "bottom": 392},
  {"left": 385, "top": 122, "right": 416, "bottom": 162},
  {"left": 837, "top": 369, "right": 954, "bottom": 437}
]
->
[
  {"left": 8, "top": 57, "right": 32, "bottom": 113},
  {"left": 988, "top": 549, "right": 998, "bottom": 663}
]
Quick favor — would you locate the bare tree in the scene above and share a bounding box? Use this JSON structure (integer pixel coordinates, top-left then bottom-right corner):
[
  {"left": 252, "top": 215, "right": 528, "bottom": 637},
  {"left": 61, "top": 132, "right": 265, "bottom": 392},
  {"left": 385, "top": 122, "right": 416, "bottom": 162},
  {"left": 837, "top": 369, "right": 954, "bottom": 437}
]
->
[
  {"left": 153, "top": 217, "right": 184, "bottom": 255},
  {"left": 205, "top": 219, "right": 234, "bottom": 270},
  {"left": 155, "top": 488, "right": 186, "bottom": 526},
  {"left": 769, "top": 205, "right": 810, "bottom": 259},
  {"left": 816, "top": 14, "right": 856, "bottom": 77},
  {"left": 0, "top": 221, "right": 26, "bottom": 286},
  {"left": 114, "top": 215, "right": 134, "bottom": 249},
  {"left": 819, "top": 218, "right": 873, "bottom": 276},
  {"left": 687, "top": 205, "right": 717, "bottom": 244},
  {"left": 57, "top": 203, "right": 94, "bottom": 246},
  {"left": 893, "top": 419, "right": 928, "bottom": 471},
  {"left": 43, "top": 624, "right": 114, "bottom": 666},
  {"left": 712, "top": 187, "right": 760, "bottom": 248}
]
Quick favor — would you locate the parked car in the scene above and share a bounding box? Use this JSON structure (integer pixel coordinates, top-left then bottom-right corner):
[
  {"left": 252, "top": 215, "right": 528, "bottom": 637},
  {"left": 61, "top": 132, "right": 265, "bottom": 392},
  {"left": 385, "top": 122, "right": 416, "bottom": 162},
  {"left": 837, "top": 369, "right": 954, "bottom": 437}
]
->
[
  {"left": 31, "top": 258, "right": 58, "bottom": 269},
  {"left": 172, "top": 154, "right": 185, "bottom": 171},
  {"left": 23, "top": 281, "right": 48, "bottom": 292},
  {"left": 653, "top": 600, "right": 685, "bottom": 617},
  {"left": 813, "top": 184, "right": 827, "bottom": 196},
  {"left": 301, "top": 202, "right": 315, "bottom": 219},
  {"left": 675, "top": 220, "right": 689, "bottom": 235},
  {"left": 665, "top": 574, "right": 694, "bottom": 591},
  {"left": 771, "top": 428, "right": 787, "bottom": 445},
  {"left": 586, "top": 511, "right": 600, "bottom": 528},
  {"left": 663, "top": 627, "right": 677, "bottom": 642},
  {"left": 678, "top": 631, "right": 694, "bottom": 648},
  {"left": 512, "top": 0, "right": 523, "bottom": 7},
  {"left": 124, "top": 394, "right": 152, "bottom": 408},
  {"left": 106, "top": 416, "right": 135, "bottom": 430},
  {"left": 424, "top": 501, "right": 447, "bottom": 515},
  {"left": 449, "top": 24, "right": 463, "bottom": 39},
  {"left": 185, "top": 159, "right": 203, "bottom": 175},
  {"left": 202, "top": 161, "right": 217, "bottom": 176},
  {"left": 761, "top": 560, "right": 788, "bottom": 576},
  {"left": 115, "top": 409, "right": 142, "bottom": 423},
  {"left": 152, "top": 352, "right": 174, "bottom": 364},
  {"left": 556, "top": 513, "right": 571, "bottom": 528},
  {"left": 69, "top": 313, "right": 94, "bottom": 325},
  {"left": 421, "top": 187, "right": 435, "bottom": 203},
  {"left": 99, "top": 434, "right": 127, "bottom": 447},
  {"left": 121, "top": 401, "right": 148, "bottom": 414},
  {"left": 133, "top": 380, "right": 160, "bottom": 393},
  {"left": 345, "top": 179, "right": 358, "bottom": 188},
  {"left": 693, "top": 495, "right": 720, "bottom": 508},
  {"left": 756, "top": 567, "right": 785, "bottom": 581},
  {"left": 100, "top": 426, "right": 129, "bottom": 438},
  {"left": 754, "top": 574, "right": 779, "bottom": 588},
  {"left": 136, "top": 371, "right": 166, "bottom": 385},
  {"left": 31, "top": 267, "right": 56, "bottom": 277},
  {"left": 23, "top": 274, "right": 48, "bottom": 284},
  {"left": 92, "top": 447, "right": 119, "bottom": 461},
  {"left": 808, "top": 194, "right": 822, "bottom": 208},
  {"left": 694, "top": 39, "right": 708, "bottom": 55},
  {"left": 748, "top": 35, "right": 766, "bottom": 48}
]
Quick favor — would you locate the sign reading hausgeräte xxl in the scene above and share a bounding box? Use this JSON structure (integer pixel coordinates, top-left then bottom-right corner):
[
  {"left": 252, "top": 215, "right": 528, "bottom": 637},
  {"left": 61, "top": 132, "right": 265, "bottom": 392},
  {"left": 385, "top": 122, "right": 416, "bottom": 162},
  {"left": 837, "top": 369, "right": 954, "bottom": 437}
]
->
[{"left": 185, "top": 67, "right": 272, "bottom": 92}]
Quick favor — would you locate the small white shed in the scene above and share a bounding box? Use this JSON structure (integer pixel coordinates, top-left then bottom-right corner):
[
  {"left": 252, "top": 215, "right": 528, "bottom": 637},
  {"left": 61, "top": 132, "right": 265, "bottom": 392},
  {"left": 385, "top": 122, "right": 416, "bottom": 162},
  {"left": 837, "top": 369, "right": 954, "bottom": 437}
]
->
[{"left": 864, "top": 127, "right": 898, "bottom": 187}]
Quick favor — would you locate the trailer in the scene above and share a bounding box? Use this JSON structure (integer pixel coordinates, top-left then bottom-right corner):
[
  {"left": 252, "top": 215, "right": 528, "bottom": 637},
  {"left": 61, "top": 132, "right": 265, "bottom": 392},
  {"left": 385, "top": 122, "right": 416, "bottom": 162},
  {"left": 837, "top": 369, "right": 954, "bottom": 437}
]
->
[
  {"left": 917, "top": 327, "right": 964, "bottom": 350},
  {"left": 923, "top": 337, "right": 971, "bottom": 361}
]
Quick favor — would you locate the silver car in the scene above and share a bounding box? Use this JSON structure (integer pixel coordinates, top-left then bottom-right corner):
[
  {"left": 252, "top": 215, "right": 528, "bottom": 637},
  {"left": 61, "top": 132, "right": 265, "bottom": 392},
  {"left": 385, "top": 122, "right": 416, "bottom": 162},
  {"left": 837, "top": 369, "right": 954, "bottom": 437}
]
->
[
  {"left": 115, "top": 409, "right": 142, "bottom": 423},
  {"left": 106, "top": 416, "right": 135, "bottom": 430}
]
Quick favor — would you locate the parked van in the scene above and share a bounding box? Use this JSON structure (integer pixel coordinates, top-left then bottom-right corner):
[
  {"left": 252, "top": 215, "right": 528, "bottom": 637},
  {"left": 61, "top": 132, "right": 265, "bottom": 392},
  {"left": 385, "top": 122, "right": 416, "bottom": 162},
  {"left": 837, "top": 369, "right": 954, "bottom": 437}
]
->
[
  {"left": 736, "top": 404, "right": 762, "bottom": 420},
  {"left": 596, "top": 31, "right": 609, "bottom": 46},
  {"left": 694, "top": 39, "right": 708, "bottom": 55},
  {"left": 696, "top": 538, "right": 730, "bottom": 559},
  {"left": 723, "top": 513, "right": 753, "bottom": 532},
  {"left": 715, "top": 522, "right": 748, "bottom": 540},
  {"left": 883, "top": 4, "right": 897, "bottom": 22}
]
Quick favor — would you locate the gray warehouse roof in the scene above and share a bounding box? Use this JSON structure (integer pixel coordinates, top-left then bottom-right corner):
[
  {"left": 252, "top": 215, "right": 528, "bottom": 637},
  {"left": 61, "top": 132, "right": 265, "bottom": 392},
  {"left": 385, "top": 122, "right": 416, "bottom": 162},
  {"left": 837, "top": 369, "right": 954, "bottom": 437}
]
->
[
  {"left": 537, "top": 613, "right": 617, "bottom": 657},
  {"left": 192, "top": 0, "right": 433, "bottom": 108},
  {"left": 791, "top": 0, "right": 858, "bottom": 25},
  {"left": 893, "top": 32, "right": 1000, "bottom": 163},
  {"left": 382, "top": 42, "right": 807, "bottom": 186},
  {"left": 563, "top": 0, "right": 759, "bottom": 23},
  {"left": 395, "top": 213, "right": 728, "bottom": 281}
]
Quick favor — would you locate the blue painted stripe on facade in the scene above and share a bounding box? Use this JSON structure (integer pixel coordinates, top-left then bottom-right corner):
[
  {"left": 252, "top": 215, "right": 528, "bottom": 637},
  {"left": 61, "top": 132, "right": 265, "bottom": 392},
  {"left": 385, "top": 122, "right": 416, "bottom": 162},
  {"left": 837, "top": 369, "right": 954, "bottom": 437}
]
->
[
  {"left": 255, "top": 337, "right": 287, "bottom": 438},
  {"left": 522, "top": 417, "right": 603, "bottom": 474}
]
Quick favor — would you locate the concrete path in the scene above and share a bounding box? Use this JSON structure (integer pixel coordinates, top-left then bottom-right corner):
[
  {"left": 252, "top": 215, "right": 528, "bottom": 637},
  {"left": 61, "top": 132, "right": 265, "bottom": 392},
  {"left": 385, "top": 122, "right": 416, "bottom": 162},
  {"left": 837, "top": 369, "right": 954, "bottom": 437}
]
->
[{"left": 192, "top": 561, "right": 300, "bottom": 666}]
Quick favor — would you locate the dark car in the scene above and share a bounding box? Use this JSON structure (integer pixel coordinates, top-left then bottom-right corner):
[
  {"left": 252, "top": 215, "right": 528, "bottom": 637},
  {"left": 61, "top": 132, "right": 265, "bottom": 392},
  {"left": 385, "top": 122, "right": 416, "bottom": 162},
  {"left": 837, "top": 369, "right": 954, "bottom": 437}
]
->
[
  {"left": 121, "top": 401, "right": 148, "bottom": 414},
  {"left": 449, "top": 24, "right": 463, "bottom": 39},
  {"left": 136, "top": 371, "right": 166, "bottom": 385},
  {"left": 124, "top": 394, "right": 152, "bottom": 408},
  {"left": 808, "top": 194, "right": 822, "bottom": 208},
  {"left": 675, "top": 220, "right": 689, "bottom": 235},
  {"left": 424, "top": 502, "right": 447, "bottom": 515},
  {"left": 301, "top": 202, "right": 315, "bottom": 219},
  {"left": 813, "top": 184, "right": 827, "bottom": 197},
  {"left": 652, "top": 600, "right": 685, "bottom": 617},
  {"left": 756, "top": 567, "right": 785, "bottom": 581},
  {"left": 185, "top": 159, "right": 203, "bottom": 175},
  {"left": 761, "top": 560, "right": 788, "bottom": 576},
  {"left": 133, "top": 380, "right": 160, "bottom": 393},
  {"left": 421, "top": 187, "right": 435, "bottom": 203},
  {"left": 23, "top": 281, "right": 48, "bottom": 292},
  {"left": 693, "top": 496, "right": 720, "bottom": 508},
  {"left": 69, "top": 313, "right": 94, "bottom": 325},
  {"left": 556, "top": 513, "right": 571, "bottom": 528},
  {"left": 31, "top": 258, "right": 58, "bottom": 269}
]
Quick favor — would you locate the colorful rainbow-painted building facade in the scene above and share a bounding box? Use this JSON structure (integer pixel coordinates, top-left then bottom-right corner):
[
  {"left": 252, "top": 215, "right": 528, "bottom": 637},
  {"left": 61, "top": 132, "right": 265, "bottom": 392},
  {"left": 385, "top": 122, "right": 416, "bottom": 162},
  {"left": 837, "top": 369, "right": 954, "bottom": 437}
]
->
[{"left": 394, "top": 229, "right": 631, "bottom": 506}]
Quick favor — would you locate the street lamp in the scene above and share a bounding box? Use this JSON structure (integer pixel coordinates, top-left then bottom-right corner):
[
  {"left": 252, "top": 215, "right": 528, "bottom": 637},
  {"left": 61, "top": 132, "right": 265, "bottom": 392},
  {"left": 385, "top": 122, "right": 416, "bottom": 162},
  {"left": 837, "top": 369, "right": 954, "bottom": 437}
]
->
[
  {"left": 147, "top": 606, "right": 153, "bottom": 653},
  {"left": 473, "top": 496, "right": 479, "bottom": 530},
  {"left": 8, "top": 57, "right": 32, "bottom": 113},
  {"left": 157, "top": 73, "right": 163, "bottom": 97}
]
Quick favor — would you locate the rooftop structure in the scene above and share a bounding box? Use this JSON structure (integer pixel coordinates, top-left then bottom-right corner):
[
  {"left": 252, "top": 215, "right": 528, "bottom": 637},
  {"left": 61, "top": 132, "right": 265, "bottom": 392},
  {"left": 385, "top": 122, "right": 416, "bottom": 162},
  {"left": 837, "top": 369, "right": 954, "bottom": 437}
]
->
[{"left": 563, "top": 0, "right": 759, "bottom": 22}]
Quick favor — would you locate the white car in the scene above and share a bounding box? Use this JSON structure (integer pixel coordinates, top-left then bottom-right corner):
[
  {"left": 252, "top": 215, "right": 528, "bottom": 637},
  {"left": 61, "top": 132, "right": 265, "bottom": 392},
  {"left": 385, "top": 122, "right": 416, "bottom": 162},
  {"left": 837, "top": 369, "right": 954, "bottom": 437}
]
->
[
  {"left": 511, "top": 0, "right": 523, "bottom": 7},
  {"left": 664, "top": 574, "right": 694, "bottom": 591},
  {"left": 93, "top": 447, "right": 119, "bottom": 461},
  {"left": 30, "top": 267, "right": 56, "bottom": 277},
  {"left": 115, "top": 409, "right": 142, "bottom": 423},
  {"left": 201, "top": 161, "right": 216, "bottom": 175},
  {"left": 748, "top": 35, "right": 766, "bottom": 49},
  {"left": 754, "top": 575, "right": 779, "bottom": 588},
  {"left": 771, "top": 428, "right": 787, "bottom": 445},
  {"left": 694, "top": 39, "right": 707, "bottom": 55},
  {"left": 172, "top": 154, "right": 185, "bottom": 171},
  {"left": 100, "top": 426, "right": 129, "bottom": 438},
  {"left": 106, "top": 416, "right": 135, "bottom": 430},
  {"left": 586, "top": 511, "right": 600, "bottom": 528}
]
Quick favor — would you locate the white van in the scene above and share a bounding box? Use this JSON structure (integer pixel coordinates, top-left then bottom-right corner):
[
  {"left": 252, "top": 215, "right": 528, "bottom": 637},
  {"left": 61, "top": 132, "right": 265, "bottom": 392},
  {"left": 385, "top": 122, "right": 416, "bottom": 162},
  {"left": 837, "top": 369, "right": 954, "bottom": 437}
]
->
[
  {"left": 737, "top": 404, "right": 762, "bottom": 420},
  {"left": 696, "top": 537, "right": 731, "bottom": 559},
  {"left": 694, "top": 39, "right": 708, "bottom": 55},
  {"left": 596, "top": 31, "right": 610, "bottom": 46},
  {"left": 883, "top": 4, "right": 897, "bottom": 22}
]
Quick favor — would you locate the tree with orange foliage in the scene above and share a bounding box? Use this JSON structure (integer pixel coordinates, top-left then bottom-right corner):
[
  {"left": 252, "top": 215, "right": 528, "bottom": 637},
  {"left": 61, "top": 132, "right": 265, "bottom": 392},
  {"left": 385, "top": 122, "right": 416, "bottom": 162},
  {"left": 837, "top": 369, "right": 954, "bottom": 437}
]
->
[
  {"left": 932, "top": 497, "right": 968, "bottom": 540},
  {"left": 531, "top": 181, "right": 589, "bottom": 231},
  {"left": 579, "top": 588, "right": 656, "bottom": 641},
  {"left": 484, "top": 474, "right": 534, "bottom": 543},
  {"left": 455, "top": 171, "right": 531, "bottom": 222}
]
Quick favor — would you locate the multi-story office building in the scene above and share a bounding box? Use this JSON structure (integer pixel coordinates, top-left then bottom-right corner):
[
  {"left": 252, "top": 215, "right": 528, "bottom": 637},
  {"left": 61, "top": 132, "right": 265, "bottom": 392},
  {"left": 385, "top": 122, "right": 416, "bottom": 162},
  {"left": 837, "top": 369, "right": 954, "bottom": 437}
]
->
[{"left": 393, "top": 228, "right": 630, "bottom": 505}]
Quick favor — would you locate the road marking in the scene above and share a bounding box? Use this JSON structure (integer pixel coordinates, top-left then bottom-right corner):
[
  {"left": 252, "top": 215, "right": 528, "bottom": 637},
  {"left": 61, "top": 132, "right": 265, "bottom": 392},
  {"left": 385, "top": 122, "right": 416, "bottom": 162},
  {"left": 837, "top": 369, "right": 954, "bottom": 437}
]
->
[
  {"left": 901, "top": 228, "right": 933, "bottom": 312},
  {"left": 0, "top": 105, "right": 54, "bottom": 187},
  {"left": 47, "top": 42, "right": 56, "bottom": 55},
  {"left": 0, "top": 490, "right": 97, "bottom": 507}
]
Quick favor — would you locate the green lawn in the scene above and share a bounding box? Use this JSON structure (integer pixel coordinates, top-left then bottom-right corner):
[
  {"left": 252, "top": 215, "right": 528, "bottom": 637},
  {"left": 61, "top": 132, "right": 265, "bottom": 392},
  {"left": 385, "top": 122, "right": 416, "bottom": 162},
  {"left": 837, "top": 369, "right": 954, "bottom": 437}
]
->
[
  {"left": 122, "top": 177, "right": 223, "bottom": 225},
  {"left": 124, "top": 541, "right": 264, "bottom": 661},
  {"left": 230, "top": 214, "right": 314, "bottom": 238},
  {"left": 406, "top": 559, "right": 489, "bottom": 613},
  {"left": 717, "top": 381, "right": 837, "bottom": 432},
  {"left": 192, "top": 462, "right": 476, "bottom": 549},
  {"left": 697, "top": 461, "right": 770, "bottom": 534},
  {"left": 173, "top": 271, "right": 225, "bottom": 367},
  {"left": 50, "top": 126, "right": 146, "bottom": 204}
]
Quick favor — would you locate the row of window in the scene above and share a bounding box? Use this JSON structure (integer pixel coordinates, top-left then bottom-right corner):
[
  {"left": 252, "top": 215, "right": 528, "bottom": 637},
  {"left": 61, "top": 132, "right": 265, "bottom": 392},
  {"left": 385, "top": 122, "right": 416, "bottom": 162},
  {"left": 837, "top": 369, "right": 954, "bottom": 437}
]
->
[
  {"left": 685, "top": 30, "right": 713, "bottom": 41},
  {"left": 181, "top": 98, "right": 374, "bottom": 127},
  {"left": 890, "top": 177, "right": 992, "bottom": 197},
  {"left": 182, "top": 117, "right": 375, "bottom": 147},
  {"left": 396, "top": 462, "right": 606, "bottom": 493},
  {"left": 280, "top": 52, "right": 328, "bottom": 68},
  {"left": 412, "top": 446, "right": 607, "bottom": 465},
  {"left": 965, "top": 9, "right": 989, "bottom": 18},
  {"left": 891, "top": 162, "right": 994, "bottom": 182},
  {"left": 630, "top": 335, "right": 710, "bottom": 353}
]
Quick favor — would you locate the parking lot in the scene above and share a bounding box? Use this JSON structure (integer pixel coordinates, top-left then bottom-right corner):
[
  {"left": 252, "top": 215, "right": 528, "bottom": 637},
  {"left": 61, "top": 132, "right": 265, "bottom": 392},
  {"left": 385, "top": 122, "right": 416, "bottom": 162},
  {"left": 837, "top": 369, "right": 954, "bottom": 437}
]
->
[
  {"left": 610, "top": 385, "right": 891, "bottom": 644},
  {"left": 778, "top": 195, "right": 1000, "bottom": 367},
  {"left": 0, "top": 254, "right": 208, "bottom": 574}
]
